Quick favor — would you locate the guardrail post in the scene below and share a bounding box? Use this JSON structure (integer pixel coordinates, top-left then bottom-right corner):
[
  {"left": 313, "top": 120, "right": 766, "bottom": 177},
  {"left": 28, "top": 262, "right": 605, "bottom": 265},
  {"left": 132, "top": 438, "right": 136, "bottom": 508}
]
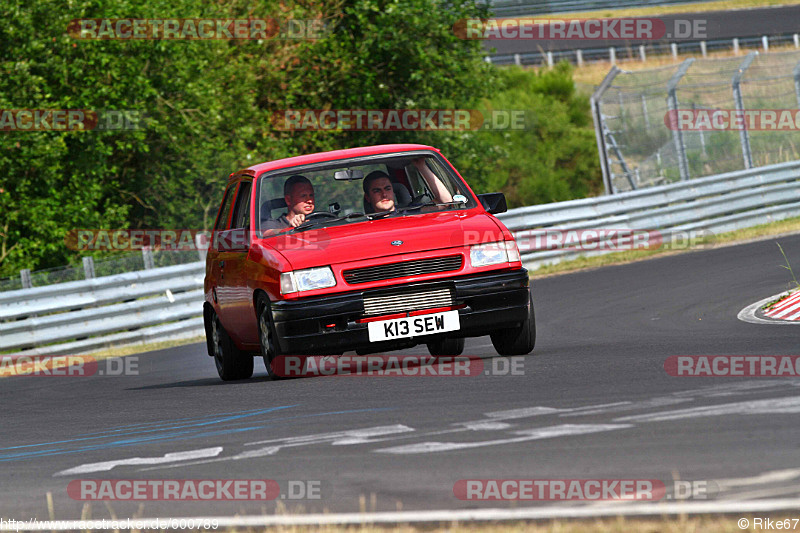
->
[
  {"left": 795, "top": 34, "right": 800, "bottom": 48},
  {"left": 576, "top": 49, "right": 583, "bottom": 67},
  {"left": 142, "top": 247, "right": 155, "bottom": 270},
  {"left": 639, "top": 45, "right": 646, "bottom": 62},
  {"left": 609, "top": 47, "right": 616, "bottom": 65},
  {"left": 82, "top": 256, "right": 95, "bottom": 279},
  {"left": 733, "top": 38, "right": 740, "bottom": 55},
  {"left": 671, "top": 43, "right": 678, "bottom": 60},
  {"left": 762, "top": 36, "right": 769, "bottom": 52},
  {"left": 667, "top": 58, "right": 695, "bottom": 181},
  {"left": 793, "top": 61, "right": 800, "bottom": 108},
  {"left": 591, "top": 66, "right": 621, "bottom": 195},
  {"left": 732, "top": 52, "right": 757, "bottom": 170},
  {"left": 700, "top": 41, "right": 707, "bottom": 57},
  {"left": 196, "top": 233, "right": 208, "bottom": 262},
  {"left": 20, "top": 269, "right": 32, "bottom": 289}
]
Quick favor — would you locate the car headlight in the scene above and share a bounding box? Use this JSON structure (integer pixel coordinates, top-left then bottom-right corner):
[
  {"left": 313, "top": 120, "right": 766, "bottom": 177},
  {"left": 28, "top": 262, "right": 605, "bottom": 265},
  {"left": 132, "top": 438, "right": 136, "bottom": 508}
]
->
[
  {"left": 469, "top": 241, "right": 520, "bottom": 267},
  {"left": 280, "top": 267, "right": 336, "bottom": 294}
]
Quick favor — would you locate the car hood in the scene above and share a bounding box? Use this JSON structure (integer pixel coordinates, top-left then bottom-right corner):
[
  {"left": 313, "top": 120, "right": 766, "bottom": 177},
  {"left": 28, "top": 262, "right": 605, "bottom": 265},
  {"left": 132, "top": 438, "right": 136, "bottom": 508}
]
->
[{"left": 261, "top": 210, "right": 505, "bottom": 271}]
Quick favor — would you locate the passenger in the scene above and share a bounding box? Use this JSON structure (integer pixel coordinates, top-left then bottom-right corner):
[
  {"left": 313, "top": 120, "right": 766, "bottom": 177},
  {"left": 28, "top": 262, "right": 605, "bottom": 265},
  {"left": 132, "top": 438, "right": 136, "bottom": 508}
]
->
[
  {"left": 263, "top": 175, "right": 315, "bottom": 231},
  {"left": 362, "top": 159, "right": 453, "bottom": 214},
  {"left": 363, "top": 171, "right": 396, "bottom": 213}
]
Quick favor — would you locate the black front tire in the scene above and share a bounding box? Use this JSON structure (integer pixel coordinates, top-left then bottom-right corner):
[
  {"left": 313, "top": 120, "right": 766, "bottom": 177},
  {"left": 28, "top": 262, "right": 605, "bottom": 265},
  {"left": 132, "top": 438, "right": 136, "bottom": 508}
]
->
[
  {"left": 490, "top": 290, "right": 536, "bottom": 356},
  {"left": 257, "top": 296, "right": 299, "bottom": 379},
  {"left": 426, "top": 337, "right": 465, "bottom": 356},
  {"left": 211, "top": 313, "right": 254, "bottom": 381}
]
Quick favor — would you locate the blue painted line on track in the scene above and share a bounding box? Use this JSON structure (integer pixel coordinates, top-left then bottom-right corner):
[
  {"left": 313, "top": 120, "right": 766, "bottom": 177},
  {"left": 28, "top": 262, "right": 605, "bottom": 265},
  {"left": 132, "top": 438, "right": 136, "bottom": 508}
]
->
[{"left": 0, "top": 407, "right": 395, "bottom": 462}]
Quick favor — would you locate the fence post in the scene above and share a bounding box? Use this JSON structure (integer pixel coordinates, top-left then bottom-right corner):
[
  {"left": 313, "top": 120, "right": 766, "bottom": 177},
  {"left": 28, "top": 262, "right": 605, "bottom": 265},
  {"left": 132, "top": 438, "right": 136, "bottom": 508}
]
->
[
  {"left": 641, "top": 94, "right": 650, "bottom": 129},
  {"left": 546, "top": 51, "right": 553, "bottom": 67},
  {"left": 82, "top": 256, "right": 95, "bottom": 279},
  {"left": 142, "top": 247, "right": 155, "bottom": 270},
  {"left": 639, "top": 45, "right": 646, "bottom": 62},
  {"left": 762, "top": 36, "right": 769, "bottom": 52},
  {"left": 700, "top": 41, "right": 707, "bottom": 57},
  {"left": 576, "top": 49, "right": 583, "bottom": 67},
  {"left": 609, "top": 47, "right": 616, "bottom": 65},
  {"left": 20, "top": 269, "right": 32, "bottom": 289},
  {"left": 671, "top": 43, "right": 678, "bottom": 60},
  {"left": 591, "top": 66, "right": 621, "bottom": 195},
  {"left": 733, "top": 38, "right": 740, "bottom": 55},
  {"left": 667, "top": 58, "right": 695, "bottom": 181},
  {"left": 514, "top": 53, "right": 521, "bottom": 66},
  {"left": 732, "top": 52, "right": 757, "bottom": 170}
]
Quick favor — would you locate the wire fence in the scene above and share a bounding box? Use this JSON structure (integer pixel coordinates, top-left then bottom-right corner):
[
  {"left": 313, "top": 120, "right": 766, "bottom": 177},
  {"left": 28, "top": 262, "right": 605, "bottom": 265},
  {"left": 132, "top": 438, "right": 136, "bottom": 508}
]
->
[
  {"left": 0, "top": 249, "right": 202, "bottom": 293},
  {"left": 593, "top": 49, "right": 800, "bottom": 193}
]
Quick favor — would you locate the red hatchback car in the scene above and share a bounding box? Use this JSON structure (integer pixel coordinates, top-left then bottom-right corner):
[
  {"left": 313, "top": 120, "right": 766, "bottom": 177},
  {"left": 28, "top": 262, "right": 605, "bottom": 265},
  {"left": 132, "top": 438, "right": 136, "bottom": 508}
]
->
[{"left": 203, "top": 144, "right": 534, "bottom": 380}]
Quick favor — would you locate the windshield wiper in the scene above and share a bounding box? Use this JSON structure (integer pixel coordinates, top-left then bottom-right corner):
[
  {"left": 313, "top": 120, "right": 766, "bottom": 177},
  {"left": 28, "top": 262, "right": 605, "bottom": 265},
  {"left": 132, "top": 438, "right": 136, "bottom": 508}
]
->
[
  {"left": 395, "top": 200, "right": 466, "bottom": 215},
  {"left": 288, "top": 212, "right": 369, "bottom": 233}
]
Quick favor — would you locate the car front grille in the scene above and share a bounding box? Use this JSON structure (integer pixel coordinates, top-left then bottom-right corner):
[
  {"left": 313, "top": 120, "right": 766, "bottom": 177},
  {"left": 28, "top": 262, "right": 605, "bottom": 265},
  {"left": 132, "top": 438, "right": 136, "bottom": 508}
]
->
[
  {"left": 363, "top": 288, "right": 454, "bottom": 316},
  {"left": 343, "top": 255, "right": 463, "bottom": 285}
]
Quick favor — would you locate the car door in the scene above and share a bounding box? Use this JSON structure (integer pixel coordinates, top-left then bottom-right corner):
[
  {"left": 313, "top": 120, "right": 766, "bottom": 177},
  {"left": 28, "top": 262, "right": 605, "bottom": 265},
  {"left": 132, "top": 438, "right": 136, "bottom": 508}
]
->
[
  {"left": 208, "top": 181, "right": 237, "bottom": 320},
  {"left": 216, "top": 179, "right": 257, "bottom": 345}
]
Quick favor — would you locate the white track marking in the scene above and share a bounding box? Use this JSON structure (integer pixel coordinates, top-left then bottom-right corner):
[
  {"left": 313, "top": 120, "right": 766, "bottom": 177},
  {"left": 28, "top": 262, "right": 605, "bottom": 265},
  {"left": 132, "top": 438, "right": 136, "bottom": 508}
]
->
[
  {"left": 375, "top": 424, "right": 632, "bottom": 454},
  {"left": 738, "top": 293, "right": 800, "bottom": 325},
  {"left": 615, "top": 396, "right": 800, "bottom": 423},
  {"left": 54, "top": 447, "right": 223, "bottom": 476},
  {"left": 10, "top": 499, "right": 800, "bottom": 529}
]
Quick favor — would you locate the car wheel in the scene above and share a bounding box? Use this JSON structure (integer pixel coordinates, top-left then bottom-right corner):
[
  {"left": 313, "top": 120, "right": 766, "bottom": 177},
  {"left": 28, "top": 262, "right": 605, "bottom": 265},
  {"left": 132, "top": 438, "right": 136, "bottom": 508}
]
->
[
  {"left": 257, "top": 296, "right": 299, "bottom": 379},
  {"left": 490, "top": 290, "right": 536, "bottom": 356},
  {"left": 426, "top": 337, "right": 465, "bottom": 356},
  {"left": 211, "top": 312, "right": 254, "bottom": 381}
]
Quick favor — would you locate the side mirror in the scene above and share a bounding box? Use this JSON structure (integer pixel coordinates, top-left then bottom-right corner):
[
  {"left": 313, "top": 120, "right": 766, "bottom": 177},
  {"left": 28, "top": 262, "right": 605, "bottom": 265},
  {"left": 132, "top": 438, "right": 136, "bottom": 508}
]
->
[{"left": 477, "top": 192, "right": 507, "bottom": 214}]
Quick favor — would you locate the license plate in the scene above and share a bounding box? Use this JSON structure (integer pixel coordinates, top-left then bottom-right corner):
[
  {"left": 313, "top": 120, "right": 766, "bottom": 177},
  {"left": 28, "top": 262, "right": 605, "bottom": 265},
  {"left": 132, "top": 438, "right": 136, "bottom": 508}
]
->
[{"left": 367, "top": 310, "right": 460, "bottom": 342}]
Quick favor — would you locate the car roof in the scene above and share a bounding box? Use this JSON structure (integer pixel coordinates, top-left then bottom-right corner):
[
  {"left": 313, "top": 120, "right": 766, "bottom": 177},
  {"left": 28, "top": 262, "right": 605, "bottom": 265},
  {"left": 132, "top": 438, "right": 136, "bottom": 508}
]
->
[{"left": 233, "top": 144, "right": 440, "bottom": 180}]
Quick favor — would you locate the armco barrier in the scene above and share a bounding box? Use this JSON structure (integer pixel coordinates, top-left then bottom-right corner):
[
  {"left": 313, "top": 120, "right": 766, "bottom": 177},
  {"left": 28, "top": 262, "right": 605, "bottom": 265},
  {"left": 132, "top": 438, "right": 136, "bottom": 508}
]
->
[
  {"left": 0, "top": 262, "right": 205, "bottom": 355},
  {"left": 496, "top": 160, "right": 800, "bottom": 270}
]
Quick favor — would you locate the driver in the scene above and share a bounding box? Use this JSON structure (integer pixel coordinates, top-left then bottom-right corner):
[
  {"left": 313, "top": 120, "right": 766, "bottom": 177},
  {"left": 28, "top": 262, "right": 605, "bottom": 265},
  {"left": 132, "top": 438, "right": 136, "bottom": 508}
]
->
[{"left": 263, "top": 175, "right": 315, "bottom": 230}]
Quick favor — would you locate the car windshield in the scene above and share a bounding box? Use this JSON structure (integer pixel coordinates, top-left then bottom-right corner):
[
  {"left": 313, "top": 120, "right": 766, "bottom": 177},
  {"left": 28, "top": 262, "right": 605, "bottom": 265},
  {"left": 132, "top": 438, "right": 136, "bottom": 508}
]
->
[{"left": 256, "top": 152, "right": 475, "bottom": 236}]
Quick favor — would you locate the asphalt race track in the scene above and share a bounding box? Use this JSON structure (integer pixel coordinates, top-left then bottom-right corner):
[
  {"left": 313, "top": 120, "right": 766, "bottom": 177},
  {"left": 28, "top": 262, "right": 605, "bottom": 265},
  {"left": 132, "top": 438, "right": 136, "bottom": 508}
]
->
[{"left": 3, "top": 234, "right": 800, "bottom": 520}]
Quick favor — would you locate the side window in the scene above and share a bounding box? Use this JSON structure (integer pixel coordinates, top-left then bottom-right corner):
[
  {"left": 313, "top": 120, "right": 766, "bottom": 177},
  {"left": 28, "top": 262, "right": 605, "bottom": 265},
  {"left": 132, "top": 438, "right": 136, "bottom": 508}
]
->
[
  {"left": 231, "top": 181, "right": 252, "bottom": 230},
  {"left": 214, "top": 184, "right": 237, "bottom": 231}
]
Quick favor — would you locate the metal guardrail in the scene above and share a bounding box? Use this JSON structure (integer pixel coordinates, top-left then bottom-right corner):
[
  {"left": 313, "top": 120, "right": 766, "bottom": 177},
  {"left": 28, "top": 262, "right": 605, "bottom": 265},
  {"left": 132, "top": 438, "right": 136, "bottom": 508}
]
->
[
  {"left": 497, "top": 160, "right": 800, "bottom": 270},
  {"left": 484, "top": 0, "right": 701, "bottom": 17},
  {"left": 0, "top": 262, "right": 205, "bottom": 355}
]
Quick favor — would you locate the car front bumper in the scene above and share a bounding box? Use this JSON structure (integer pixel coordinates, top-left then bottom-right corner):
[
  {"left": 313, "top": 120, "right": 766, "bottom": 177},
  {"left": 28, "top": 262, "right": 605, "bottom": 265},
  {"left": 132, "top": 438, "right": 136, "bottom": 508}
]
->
[{"left": 270, "top": 268, "right": 530, "bottom": 354}]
